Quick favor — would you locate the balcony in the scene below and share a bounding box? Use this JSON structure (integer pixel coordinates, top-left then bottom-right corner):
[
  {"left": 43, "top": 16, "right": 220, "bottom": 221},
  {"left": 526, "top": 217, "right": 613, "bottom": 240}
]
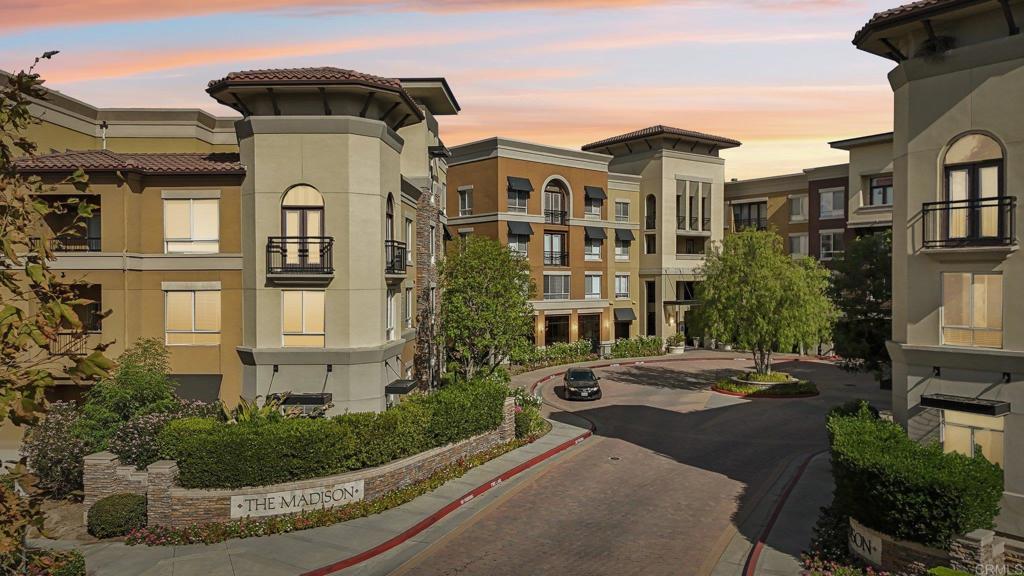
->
[
  {"left": 923, "top": 196, "right": 1016, "bottom": 250},
  {"left": 266, "top": 237, "right": 334, "bottom": 284},
  {"left": 49, "top": 331, "right": 92, "bottom": 356},
  {"left": 544, "top": 251, "right": 568, "bottom": 266},
  {"left": 544, "top": 210, "right": 567, "bottom": 225},
  {"left": 51, "top": 236, "right": 101, "bottom": 252},
  {"left": 733, "top": 217, "right": 768, "bottom": 231},
  {"left": 385, "top": 240, "right": 407, "bottom": 276}
]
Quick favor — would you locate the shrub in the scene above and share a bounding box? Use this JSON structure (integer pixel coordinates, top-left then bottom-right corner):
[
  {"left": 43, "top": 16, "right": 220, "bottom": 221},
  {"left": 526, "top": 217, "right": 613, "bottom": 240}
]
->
[
  {"left": 828, "top": 411, "right": 1004, "bottom": 548},
  {"left": 666, "top": 332, "right": 687, "bottom": 346},
  {"left": 84, "top": 338, "right": 177, "bottom": 421},
  {"left": 87, "top": 493, "right": 148, "bottom": 538},
  {"left": 20, "top": 401, "right": 88, "bottom": 498},
  {"left": 927, "top": 569, "right": 971, "bottom": 576},
  {"left": 511, "top": 340, "right": 595, "bottom": 372},
  {"left": 742, "top": 371, "right": 793, "bottom": 383},
  {"left": 515, "top": 405, "right": 545, "bottom": 439},
  {"left": 802, "top": 555, "right": 889, "bottom": 576},
  {"left": 22, "top": 549, "right": 86, "bottom": 576},
  {"left": 807, "top": 503, "right": 852, "bottom": 562},
  {"left": 713, "top": 379, "right": 817, "bottom": 397},
  {"left": 828, "top": 399, "right": 880, "bottom": 421},
  {"left": 161, "top": 379, "right": 509, "bottom": 489},
  {"left": 109, "top": 400, "right": 220, "bottom": 469},
  {"left": 610, "top": 336, "right": 663, "bottom": 359}
]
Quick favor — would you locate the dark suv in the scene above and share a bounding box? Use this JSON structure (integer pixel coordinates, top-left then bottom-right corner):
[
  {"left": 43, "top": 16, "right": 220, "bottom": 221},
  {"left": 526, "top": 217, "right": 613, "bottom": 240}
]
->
[{"left": 563, "top": 367, "right": 602, "bottom": 400}]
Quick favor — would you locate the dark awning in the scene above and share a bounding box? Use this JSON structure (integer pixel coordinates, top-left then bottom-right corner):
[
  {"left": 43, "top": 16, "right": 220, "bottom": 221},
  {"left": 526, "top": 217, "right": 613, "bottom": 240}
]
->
[
  {"left": 385, "top": 379, "right": 418, "bottom": 395},
  {"left": 507, "top": 176, "right": 533, "bottom": 193},
  {"left": 584, "top": 186, "right": 607, "bottom": 200},
  {"left": 443, "top": 224, "right": 453, "bottom": 241},
  {"left": 507, "top": 221, "right": 534, "bottom": 236},
  {"left": 614, "top": 308, "right": 636, "bottom": 322},
  {"left": 615, "top": 228, "right": 635, "bottom": 242},
  {"left": 921, "top": 393, "right": 1010, "bottom": 416},
  {"left": 584, "top": 226, "right": 606, "bottom": 240}
]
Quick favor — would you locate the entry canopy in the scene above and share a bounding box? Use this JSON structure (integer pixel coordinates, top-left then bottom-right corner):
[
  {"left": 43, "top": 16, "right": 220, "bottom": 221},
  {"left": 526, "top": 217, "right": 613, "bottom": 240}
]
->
[
  {"left": 615, "top": 228, "right": 635, "bottom": 242},
  {"left": 385, "top": 379, "right": 417, "bottom": 395},
  {"left": 507, "top": 176, "right": 533, "bottom": 193},
  {"left": 584, "top": 226, "right": 606, "bottom": 240},
  {"left": 614, "top": 308, "right": 637, "bottom": 321},
  {"left": 921, "top": 393, "right": 1010, "bottom": 417},
  {"left": 584, "top": 186, "right": 607, "bottom": 200},
  {"left": 507, "top": 221, "right": 534, "bottom": 236}
]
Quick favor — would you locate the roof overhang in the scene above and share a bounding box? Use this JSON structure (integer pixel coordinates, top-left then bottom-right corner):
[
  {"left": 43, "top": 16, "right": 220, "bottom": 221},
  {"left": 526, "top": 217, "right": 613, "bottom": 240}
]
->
[
  {"left": 853, "top": 0, "right": 1016, "bottom": 59},
  {"left": 399, "top": 77, "right": 461, "bottom": 115},
  {"left": 829, "top": 132, "right": 895, "bottom": 151},
  {"left": 920, "top": 393, "right": 1010, "bottom": 416}
]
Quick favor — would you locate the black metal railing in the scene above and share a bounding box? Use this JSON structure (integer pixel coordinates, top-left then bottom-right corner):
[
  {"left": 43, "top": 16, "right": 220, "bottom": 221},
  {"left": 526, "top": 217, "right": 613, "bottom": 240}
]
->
[
  {"left": 544, "top": 251, "right": 568, "bottom": 266},
  {"left": 385, "top": 240, "right": 407, "bottom": 275},
  {"left": 923, "top": 196, "right": 1016, "bottom": 249},
  {"left": 49, "top": 331, "right": 89, "bottom": 356},
  {"left": 41, "top": 236, "right": 102, "bottom": 252},
  {"left": 545, "top": 210, "right": 567, "bottom": 225},
  {"left": 734, "top": 217, "right": 768, "bottom": 231},
  {"left": 266, "top": 237, "right": 334, "bottom": 275}
]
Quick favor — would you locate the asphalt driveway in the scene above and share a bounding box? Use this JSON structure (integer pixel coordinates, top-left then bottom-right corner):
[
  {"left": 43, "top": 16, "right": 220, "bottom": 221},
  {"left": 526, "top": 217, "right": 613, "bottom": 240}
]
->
[{"left": 390, "top": 352, "right": 890, "bottom": 576}]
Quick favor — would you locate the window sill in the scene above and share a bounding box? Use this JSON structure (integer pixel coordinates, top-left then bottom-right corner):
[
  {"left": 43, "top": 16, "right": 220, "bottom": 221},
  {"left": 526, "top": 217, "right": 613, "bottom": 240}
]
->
[
  {"left": 819, "top": 213, "right": 845, "bottom": 220},
  {"left": 615, "top": 296, "right": 630, "bottom": 300},
  {"left": 789, "top": 217, "right": 807, "bottom": 224}
]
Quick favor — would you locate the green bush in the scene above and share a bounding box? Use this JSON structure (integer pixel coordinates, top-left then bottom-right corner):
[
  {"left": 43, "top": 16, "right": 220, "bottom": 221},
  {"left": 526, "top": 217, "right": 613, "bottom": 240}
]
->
[
  {"left": 714, "top": 379, "right": 817, "bottom": 397},
  {"left": 610, "top": 336, "right": 663, "bottom": 358},
  {"left": 511, "top": 340, "right": 595, "bottom": 372},
  {"left": 743, "top": 371, "right": 793, "bottom": 383},
  {"left": 515, "top": 405, "right": 546, "bottom": 439},
  {"left": 666, "top": 332, "right": 687, "bottom": 346},
  {"left": 828, "top": 409, "right": 1004, "bottom": 548},
  {"left": 927, "top": 569, "right": 971, "bottom": 576},
  {"left": 87, "top": 493, "right": 147, "bottom": 538},
  {"left": 161, "top": 379, "right": 509, "bottom": 489}
]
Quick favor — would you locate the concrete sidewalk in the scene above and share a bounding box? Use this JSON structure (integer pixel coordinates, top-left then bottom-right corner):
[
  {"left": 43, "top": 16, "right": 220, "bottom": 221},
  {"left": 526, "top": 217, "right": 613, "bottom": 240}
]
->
[
  {"left": 711, "top": 451, "right": 833, "bottom": 576},
  {"left": 76, "top": 419, "right": 588, "bottom": 576}
]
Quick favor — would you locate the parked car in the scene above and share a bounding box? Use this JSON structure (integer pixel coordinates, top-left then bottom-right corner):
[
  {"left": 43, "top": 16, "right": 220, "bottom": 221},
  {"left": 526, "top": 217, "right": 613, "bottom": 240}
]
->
[{"left": 563, "top": 367, "right": 602, "bottom": 400}]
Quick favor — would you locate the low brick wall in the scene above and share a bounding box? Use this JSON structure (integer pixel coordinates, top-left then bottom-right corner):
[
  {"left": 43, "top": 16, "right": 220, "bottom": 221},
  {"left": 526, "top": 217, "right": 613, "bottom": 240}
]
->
[{"left": 84, "top": 398, "right": 516, "bottom": 527}]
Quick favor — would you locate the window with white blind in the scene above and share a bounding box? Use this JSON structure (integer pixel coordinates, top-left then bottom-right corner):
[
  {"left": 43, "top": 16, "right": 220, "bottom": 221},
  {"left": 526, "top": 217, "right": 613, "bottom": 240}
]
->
[
  {"left": 164, "top": 290, "right": 220, "bottom": 345},
  {"left": 819, "top": 231, "right": 844, "bottom": 260},
  {"left": 615, "top": 201, "right": 629, "bottom": 222},
  {"left": 404, "top": 287, "right": 414, "bottom": 328},
  {"left": 584, "top": 273, "right": 602, "bottom": 299},
  {"left": 942, "top": 410, "right": 1004, "bottom": 465},
  {"left": 509, "top": 234, "right": 529, "bottom": 257},
  {"left": 543, "top": 274, "right": 570, "bottom": 300},
  {"left": 458, "top": 188, "right": 472, "bottom": 216},
  {"left": 789, "top": 195, "right": 807, "bottom": 222},
  {"left": 942, "top": 272, "right": 1002, "bottom": 348},
  {"left": 386, "top": 289, "right": 396, "bottom": 341},
  {"left": 405, "top": 218, "right": 414, "bottom": 264},
  {"left": 615, "top": 239, "right": 630, "bottom": 260},
  {"left": 282, "top": 290, "right": 325, "bottom": 347},
  {"left": 789, "top": 234, "right": 808, "bottom": 258},
  {"left": 819, "top": 188, "right": 845, "bottom": 219},
  {"left": 508, "top": 189, "right": 528, "bottom": 213},
  {"left": 585, "top": 238, "right": 602, "bottom": 261},
  {"left": 615, "top": 274, "right": 629, "bottom": 299},
  {"left": 164, "top": 199, "right": 219, "bottom": 253}
]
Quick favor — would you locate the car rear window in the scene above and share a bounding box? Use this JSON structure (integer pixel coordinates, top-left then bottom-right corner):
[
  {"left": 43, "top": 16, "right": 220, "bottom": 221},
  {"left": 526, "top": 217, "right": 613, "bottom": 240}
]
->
[{"left": 567, "top": 370, "right": 595, "bottom": 381}]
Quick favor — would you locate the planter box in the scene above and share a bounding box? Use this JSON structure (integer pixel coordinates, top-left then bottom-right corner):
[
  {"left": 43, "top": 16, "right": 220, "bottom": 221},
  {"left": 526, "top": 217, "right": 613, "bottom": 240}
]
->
[
  {"left": 667, "top": 345, "right": 686, "bottom": 355},
  {"left": 848, "top": 517, "right": 1012, "bottom": 575},
  {"left": 729, "top": 374, "right": 800, "bottom": 387}
]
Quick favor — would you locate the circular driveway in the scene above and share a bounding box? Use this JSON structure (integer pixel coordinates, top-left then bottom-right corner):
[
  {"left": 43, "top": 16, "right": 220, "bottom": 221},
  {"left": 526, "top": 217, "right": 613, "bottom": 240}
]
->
[{"left": 393, "top": 352, "right": 890, "bottom": 576}]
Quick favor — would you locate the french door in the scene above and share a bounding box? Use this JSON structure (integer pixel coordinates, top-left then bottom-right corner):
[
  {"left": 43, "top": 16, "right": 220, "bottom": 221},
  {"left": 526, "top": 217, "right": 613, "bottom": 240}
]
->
[
  {"left": 945, "top": 161, "right": 1002, "bottom": 242},
  {"left": 283, "top": 207, "right": 324, "bottom": 268}
]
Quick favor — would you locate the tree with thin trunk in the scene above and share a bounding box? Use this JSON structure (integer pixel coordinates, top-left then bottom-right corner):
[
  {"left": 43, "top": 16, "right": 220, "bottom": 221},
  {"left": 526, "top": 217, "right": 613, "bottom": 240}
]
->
[
  {"left": 1, "top": 55, "right": 113, "bottom": 569},
  {"left": 439, "top": 236, "right": 535, "bottom": 381},
  {"left": 697, "top": 229, "right": 836, "bottom": 375}
]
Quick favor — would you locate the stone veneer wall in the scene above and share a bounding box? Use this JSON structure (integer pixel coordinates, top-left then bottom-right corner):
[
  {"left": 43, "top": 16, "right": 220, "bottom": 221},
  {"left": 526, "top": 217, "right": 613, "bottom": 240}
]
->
[
  {"left": 84, "top": 398, "right": 515, "bottom": 527},
  {"left": 413, "top": 181, "right": 442, "bottom": 390}
]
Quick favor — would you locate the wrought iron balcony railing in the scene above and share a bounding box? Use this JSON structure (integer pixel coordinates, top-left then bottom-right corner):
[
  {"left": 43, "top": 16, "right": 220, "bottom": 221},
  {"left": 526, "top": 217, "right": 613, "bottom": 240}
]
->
[
  {"left": 923, "top": 196, "right": 1016, "bottom": 249},
  {"left": 544, "top": 210, "right": 567, "bottom": 225},
  {"left": 543, "top": 251, "right": 568, "bottom": 266},
  {"left": 49, "top": 331, "right": 91, "bottom": 356},
  {"left": 733, "top": 217, "right": 768, "bottom": 231},
  {"left": 266, "top": 237, "right": 335, "bottom": 275},
  {"left": 385, "top": 240, "right": 407, "bottom": 275}
]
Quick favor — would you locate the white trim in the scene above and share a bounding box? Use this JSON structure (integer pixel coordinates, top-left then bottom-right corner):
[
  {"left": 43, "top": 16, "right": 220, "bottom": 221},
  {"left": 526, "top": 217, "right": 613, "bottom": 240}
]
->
[
  {"left": 541, "top": 175, "right": 574, "bottom": 218},
  {"left": 542, "top": 271, "right": 572, "bottom": 276},
  {"left": 161, "top": 281, "right": 221, "bottom": 291},
  {"left": 48, "top": 253, "right": 243, "bottom": 271},
  {"left": 448, "top": 137, "right": 612, "bottom": 172},
  {"left": 674, "top": 174, "right": 714, "bottom": 184},
  {"left": 161, "top": 189, "right": 221, "bottom": 200},
  {"left": 457, "top": 185, "right": 474, "bottom": 192}
]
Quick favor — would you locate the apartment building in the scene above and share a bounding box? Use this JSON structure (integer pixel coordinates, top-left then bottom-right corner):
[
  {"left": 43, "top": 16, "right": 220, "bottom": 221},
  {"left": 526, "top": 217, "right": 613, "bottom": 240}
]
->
[
  {"left": 855, "top": 0, "right": 1024, "bottom": 537},
  {"left": 11, "top": 67, "right": 458, "bottom": 418},
  {"left": 582, "top": 126, "right": 739, "bottom": 339},
  {"left": 446, "top": 138, "right": 641, "bottom": 353}
]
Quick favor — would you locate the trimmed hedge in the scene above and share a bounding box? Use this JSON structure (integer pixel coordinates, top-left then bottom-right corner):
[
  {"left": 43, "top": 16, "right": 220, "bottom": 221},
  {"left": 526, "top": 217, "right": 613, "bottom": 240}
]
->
[
  {"left": 159, "top": 379, "right": 508, "bottom": 489},
  {"left": 828, "top": 407, "right": 1003, "bottom": 548},
  {"left": 88, "top": 493, "right": 148, "bottom": 538},
  {"left": 609, "top": 336, "right": 663, "bottom": 359}
]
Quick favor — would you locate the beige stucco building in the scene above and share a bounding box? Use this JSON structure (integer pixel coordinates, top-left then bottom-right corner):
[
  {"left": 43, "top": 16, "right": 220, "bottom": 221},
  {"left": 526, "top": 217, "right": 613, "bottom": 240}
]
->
[{"left": 856, "top": 0, "right": 1024, "bottom": 538}]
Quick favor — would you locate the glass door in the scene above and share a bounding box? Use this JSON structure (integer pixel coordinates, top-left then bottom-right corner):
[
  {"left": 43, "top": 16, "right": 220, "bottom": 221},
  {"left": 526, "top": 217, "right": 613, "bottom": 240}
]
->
[{"left": 283, "top": 208, "right": 323, "bottom": 268}]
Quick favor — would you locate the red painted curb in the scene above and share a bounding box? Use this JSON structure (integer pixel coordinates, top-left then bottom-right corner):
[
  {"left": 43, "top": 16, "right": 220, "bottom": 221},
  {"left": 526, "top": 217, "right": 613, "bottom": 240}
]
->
[{"left": 742, "top": 450, "right": 824, "bottom": 576}]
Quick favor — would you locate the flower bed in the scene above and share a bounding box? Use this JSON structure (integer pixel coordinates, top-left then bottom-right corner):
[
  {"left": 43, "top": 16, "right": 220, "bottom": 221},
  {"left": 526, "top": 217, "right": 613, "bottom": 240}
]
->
[{"left": 712, "top": 379, "right": 818, "bottom": 398}]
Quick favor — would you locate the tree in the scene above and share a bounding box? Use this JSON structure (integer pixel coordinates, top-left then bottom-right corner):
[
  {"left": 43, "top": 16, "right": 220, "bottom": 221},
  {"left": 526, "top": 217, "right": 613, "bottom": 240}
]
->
[
  {"left": 698, "top": 229, "right": 836, "bottom": 374},
  {"left": 439, "top": 236, "right": 535, "bottom": 380},
  {"left": 828, "top": 230, "right": 892, "bottom": 386},
  {"left": 1, "top": 55, "right": 112, "bottom": 569}
]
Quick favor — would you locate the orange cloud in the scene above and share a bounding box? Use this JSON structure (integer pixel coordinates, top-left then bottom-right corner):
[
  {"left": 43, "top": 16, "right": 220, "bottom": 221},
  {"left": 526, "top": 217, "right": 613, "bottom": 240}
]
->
[{"left": 541, "top": 30, "right": 851, "bottom": 52}]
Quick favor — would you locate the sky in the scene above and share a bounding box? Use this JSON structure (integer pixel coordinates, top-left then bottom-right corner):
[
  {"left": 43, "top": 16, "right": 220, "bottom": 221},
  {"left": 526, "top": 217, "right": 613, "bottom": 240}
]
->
[{"left": 0, "top": 0, "right": 900, "bottom": 180}]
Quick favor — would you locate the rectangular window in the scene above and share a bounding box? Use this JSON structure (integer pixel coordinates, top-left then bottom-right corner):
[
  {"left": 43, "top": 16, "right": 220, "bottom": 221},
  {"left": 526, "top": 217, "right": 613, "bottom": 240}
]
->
[
  {"left": 543, "top": 275, "right": 570, "bottom": 300},
  {"left": 645, "top": 234, "right": 657, "bottom": 255},
  {"left": 508, "top": 189, "right": 528, "bottom": 213},
  {"left": 458, "top": 188, "right": 472, "bottom": 216},
  {"left": 429, "top": 225, "right": 436, "bottom": 264},
  {"left": 819, "top": 188, "right": 845, "bottom": 219},
  {"left": 732, "top": 201, "right": 767, "bottom": 231},
  {"left": 164, "top": 199, "right": 219, "bottom": 253},
  {"left": 585, "top": 238, "right": 602, "bottom": 261},
  {"left": 544, "top": 233, "right": 566, "bottom": 266},
  {"left": 282, "top": 290, "right": 325, "bottom": 347},
  {"left": 386, "top": 289, "right": 396, "bottom": 341},
  {"left": 942, "top": 410, "right": 1004, "bottom": 466},
  {"left": 615, "top": 201, "right": 629, "bottom": 222},
  {"left": 404, "top": 287, "right": 414, "bottom": 328},
  {"left": 789, "top": 234, "right": 808, "bottom": 258},
  {"left": 615, "top": 239, "right": 629, "bottom": 260},
  {"left": 819, "top": 231, "right": 844, "bottom": 260},
  {"left": 164, "top": 290, "right": 220, "bottom": 345},
  {"left": 585, "top": 274, "right": 602, "bottom": 299},
  {"left": 405, "top": 218, "right": 414, "bottom": 264},
  {"left": 509, "top": 234, "right": 529, "bottom": 257},
  {"left": 585, "top": 198, "right": 602, "bottom": 218},
  {"left": 942, "top": 272, "right": 1003, "bottom": 348},
  {"left": 615, "top": 273, "right": 630, "bottom": 299},
  {"left": 868, "top": 176, "right": 893, "bottom": 206},
  {"left": 789, "top": 195, "right": 807, "bottom": 222}
]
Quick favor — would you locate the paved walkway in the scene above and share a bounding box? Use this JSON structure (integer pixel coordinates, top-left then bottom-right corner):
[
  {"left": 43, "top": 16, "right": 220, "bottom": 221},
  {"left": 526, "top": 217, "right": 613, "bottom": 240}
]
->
[{"left": 76, "top": 419, "right": 589, "bottom": 576}]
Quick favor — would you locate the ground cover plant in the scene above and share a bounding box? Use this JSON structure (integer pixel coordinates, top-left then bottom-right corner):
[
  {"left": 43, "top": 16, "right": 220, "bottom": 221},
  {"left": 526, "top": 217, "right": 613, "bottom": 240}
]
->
[{"left": 713, "top": 379, "right": 818, "bottom": 397}]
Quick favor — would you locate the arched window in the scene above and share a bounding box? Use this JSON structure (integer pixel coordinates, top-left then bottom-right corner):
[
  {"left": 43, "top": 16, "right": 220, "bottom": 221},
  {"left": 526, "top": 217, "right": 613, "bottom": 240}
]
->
[
  {"left": 943, "top": 133, "right": 1004, "bottom": 241},
  {"left": 386, "top": 194, "right": 395, "bottom": 242},
  {"left": 281, "top": 185, "right": 324, "bottom": 267},
  {"left": 543, "top": 179, "right": 568, "bottom": 224},
  {"left": 645, "top": 194, "right": 657, "bottom": 230}
]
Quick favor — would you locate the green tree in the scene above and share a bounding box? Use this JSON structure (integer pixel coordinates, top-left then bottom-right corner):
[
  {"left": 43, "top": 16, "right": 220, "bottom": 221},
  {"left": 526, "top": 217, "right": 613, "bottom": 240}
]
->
[
  {"left": 439, "top": 236, "right": 535, "bottom": 380},
  {"left": 828, "top": 230, "right": 892, "bottom": 385},
  {"left": 1, "top": 55, "right": 112, "bottom": 568},
  {"left": 698, "top": 229, "right": 836, "bottom": 374}
]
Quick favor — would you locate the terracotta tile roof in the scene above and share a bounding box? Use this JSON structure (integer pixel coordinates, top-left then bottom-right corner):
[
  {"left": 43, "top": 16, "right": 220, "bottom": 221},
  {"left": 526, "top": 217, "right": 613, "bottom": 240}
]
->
[
  {"left": 581, "top": 125, "right": 741, "bottom": 152},
  {"left": 854, "top": 0, "right": 982, "bottom": 44},
  {"left": 207, "top": 67, "right": 404, "bottom": 92},
  {"left": 14, "top": 149, "right": 245, "bottom": 176}
]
